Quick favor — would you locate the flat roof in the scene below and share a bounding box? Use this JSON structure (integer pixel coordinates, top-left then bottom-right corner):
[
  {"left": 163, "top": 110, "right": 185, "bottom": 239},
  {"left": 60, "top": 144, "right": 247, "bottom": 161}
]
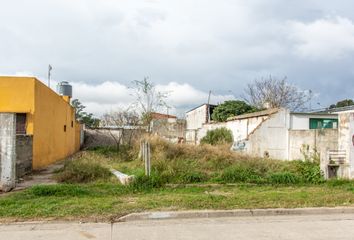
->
[
  {"left": 186, "top": 103, "right": 217, "bottom": 114},
  {"left": 290, "top": 112, "right": 338, "bottom": 117}
]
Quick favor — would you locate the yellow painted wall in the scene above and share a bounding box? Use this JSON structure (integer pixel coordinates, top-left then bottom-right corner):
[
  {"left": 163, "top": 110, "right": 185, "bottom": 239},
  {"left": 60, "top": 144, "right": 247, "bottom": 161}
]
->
[
  {"left": 0, "top": 77, "right": 35, "bottom": 134},
  {"left": 0, "top": 76, "right": 81, "bottom": 169}
]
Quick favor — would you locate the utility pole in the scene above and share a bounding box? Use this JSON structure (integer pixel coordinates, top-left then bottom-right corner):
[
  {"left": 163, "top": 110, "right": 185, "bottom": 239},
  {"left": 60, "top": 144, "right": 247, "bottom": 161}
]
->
[
  {"left": 207, "top": 90, "right": 211, "bottom": 123},
  {"left": 48, "top": 64, "right": 53, "bottom": 87}
]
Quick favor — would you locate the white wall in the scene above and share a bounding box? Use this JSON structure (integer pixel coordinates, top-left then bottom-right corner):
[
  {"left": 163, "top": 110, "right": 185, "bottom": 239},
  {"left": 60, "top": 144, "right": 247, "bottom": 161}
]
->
[
  {"left": 290, "top": 115, "right": 310, "bottom": 130},
  {"left": 246, "top": 109, "right": 290, "bottom": 160},
  {"left": 199, "top": 116, "right": 269, "bottom": 144},
  {"left": 186, "top": 105, "right": 207, "bottom": 130},
  {"left": 290, "top": 114, "right": 338, "bottom": 130},
  {"left": 338, "top": 111, "right": 354, "bottom": 179},
  {"left": 350, "top": 113, "right": 354, "bottom": 179}
]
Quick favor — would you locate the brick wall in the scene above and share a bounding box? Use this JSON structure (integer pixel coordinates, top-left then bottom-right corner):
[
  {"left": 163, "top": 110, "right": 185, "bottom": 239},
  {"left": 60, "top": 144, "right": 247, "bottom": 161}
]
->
[{"left": 16, "top": 135, "right": 33, "bottom": 178}]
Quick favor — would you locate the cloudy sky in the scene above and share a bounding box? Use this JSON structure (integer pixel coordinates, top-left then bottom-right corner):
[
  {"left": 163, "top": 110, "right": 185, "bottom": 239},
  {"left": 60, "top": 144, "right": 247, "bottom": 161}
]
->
[{"left": 1, "top": 0, "right": 354, "bottom": 116}]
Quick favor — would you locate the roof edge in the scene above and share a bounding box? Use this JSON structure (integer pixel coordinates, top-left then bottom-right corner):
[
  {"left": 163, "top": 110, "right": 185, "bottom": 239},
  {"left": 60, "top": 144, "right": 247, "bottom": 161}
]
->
[{"left": 227, "top": 108, "right": 280, "bottom": 121}]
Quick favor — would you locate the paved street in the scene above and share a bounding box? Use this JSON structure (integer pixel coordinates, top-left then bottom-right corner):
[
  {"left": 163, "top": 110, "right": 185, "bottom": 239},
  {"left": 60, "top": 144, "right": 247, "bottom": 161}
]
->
[{"left": 1, "top": 214, "right": 354, "bottom": 240}]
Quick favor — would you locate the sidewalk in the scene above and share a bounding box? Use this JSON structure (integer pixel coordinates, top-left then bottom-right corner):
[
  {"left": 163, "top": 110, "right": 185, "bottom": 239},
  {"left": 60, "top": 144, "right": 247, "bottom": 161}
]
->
[{"left": 1, "top": 212, "right": 354, "bottom": 240}]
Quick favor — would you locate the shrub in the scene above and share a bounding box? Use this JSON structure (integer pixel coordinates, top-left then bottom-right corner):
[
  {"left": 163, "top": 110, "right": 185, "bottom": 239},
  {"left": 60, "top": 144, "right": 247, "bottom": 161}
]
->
[
  {"left": 268, "top": 172, "right": 300, "bottom": 184},
  {"left": 293, "top": 161, "right": 324, "bottom": 184},
  {"left": 129, "top": 172, "right": 166, "bottom": 191},
  {"left": 200, "top": 128, "right": 233, "bottom": 145},
  {"left": 56, "top": 159, "right": 112, "bottom": 183}
]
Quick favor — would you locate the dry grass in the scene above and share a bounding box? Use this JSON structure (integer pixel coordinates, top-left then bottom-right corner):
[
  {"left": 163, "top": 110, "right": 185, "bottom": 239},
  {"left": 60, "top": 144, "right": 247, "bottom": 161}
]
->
[{"left": 56, "top": 136, "right": 323, "bottom": 185}]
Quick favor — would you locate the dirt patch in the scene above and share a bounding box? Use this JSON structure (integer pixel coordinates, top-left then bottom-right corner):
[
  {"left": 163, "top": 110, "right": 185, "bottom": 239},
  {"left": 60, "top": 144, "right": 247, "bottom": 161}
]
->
[{"left": 0, "top": 160, "right": 64, "bottom": 197}]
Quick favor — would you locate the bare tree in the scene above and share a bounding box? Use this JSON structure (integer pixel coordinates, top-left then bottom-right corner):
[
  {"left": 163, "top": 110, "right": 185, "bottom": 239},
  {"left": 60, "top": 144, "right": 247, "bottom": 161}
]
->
[
  {"left": 101, "top": 109, "right": 140, "bottom": 150},
  {"left": 243, "top": 76, "right": 311, "bottom": 111},
  {"left": 130, "top": 77, "right": 168, "bottom": 132}
]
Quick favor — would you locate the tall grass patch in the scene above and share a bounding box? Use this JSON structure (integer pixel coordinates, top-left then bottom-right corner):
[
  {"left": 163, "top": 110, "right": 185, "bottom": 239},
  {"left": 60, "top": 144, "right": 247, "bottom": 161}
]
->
[{"left": 55, "top": 158, "right": 112, "bottom": 183}]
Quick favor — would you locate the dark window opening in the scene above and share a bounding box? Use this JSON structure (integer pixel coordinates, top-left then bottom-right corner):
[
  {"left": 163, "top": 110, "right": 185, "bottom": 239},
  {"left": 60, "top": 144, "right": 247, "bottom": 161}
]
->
[
  {"left": 16, "top": 113, "right": 27, "bottom": 135},
  {"left": 64, "top": 125, "right": 67, "bottom": 132},
  {"left": 71, "top": 121, "right": 74, "bottom": 127}
]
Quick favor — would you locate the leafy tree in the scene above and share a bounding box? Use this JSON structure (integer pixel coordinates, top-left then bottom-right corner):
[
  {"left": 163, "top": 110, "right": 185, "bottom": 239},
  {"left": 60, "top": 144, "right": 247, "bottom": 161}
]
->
[
  {"left": 329, "top": 99, "right": 354, "bottom": 109},
  {"left": 200, "top": 128, "right": 233, "bottom": 145},
  {"left": 71, "top": 99, "right": 86, "bottom": 119},
  {"left": 211, "top": 100, "right": 258, "bottom": 122},
  {"left": 71, "top": 99, "right": 100, "bottom": 128},
  {"left": 244, "top": 76, "right": 311, "bottom": 111}
]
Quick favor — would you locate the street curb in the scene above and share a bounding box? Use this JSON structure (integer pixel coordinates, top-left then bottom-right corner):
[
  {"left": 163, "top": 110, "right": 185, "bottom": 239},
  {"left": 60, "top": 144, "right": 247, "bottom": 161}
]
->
[{"left": 116, "top": 207, "right": 354, "bottom": 222}]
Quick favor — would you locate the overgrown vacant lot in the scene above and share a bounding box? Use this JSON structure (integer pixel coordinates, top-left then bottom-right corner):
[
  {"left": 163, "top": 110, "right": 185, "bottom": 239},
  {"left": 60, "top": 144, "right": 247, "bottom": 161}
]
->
[{"left": 0, "top": 138, "right": 353, "bottom": 221}]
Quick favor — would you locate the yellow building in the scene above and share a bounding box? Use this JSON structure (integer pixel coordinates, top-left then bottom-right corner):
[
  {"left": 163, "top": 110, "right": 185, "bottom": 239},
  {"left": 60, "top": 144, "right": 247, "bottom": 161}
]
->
[{"left": 0, "top": 76, "right": 81, "bottom": 169}]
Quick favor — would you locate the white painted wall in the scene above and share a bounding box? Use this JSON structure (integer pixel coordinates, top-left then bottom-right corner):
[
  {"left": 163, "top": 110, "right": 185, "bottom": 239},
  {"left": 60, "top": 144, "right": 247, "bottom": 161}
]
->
[
  {"left": 199, "top": 116, "right": 269, "bottom": 144},
  {"left": 246, "top": 109, "right": 290, "bottom": 160},
  {"left": 186, "top": 105, "right": 207, "bottom": 130},
  {"left": 290, "top": 114, "right": 338, "bottom": 130}
]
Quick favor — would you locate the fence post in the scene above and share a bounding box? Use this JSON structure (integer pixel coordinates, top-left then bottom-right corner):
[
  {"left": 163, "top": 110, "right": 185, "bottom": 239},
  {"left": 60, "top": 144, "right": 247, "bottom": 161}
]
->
[{"left": 144, "top": 141, "right": 151, "bottom": 176}]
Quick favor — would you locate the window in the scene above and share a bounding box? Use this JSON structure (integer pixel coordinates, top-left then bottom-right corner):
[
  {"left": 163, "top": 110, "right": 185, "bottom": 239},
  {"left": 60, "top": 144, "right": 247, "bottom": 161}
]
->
[
  {"left": 64, "top": 125, "right": 67, "bottom": 132},
  {"left": 309, "top": 118, "right": 338, "bottom": 129},
  {"left": 16, "top": 113, "right": 27, "bottom": 135},
  {"left": 71, "top": 121, "right": 74, "bottom": 128}
]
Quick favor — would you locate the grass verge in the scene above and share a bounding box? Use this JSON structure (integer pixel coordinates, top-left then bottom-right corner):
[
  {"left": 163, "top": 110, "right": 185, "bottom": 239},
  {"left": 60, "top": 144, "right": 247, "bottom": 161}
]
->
[{"left": 0, "top": 181, "right": 353, "bottom": 222}]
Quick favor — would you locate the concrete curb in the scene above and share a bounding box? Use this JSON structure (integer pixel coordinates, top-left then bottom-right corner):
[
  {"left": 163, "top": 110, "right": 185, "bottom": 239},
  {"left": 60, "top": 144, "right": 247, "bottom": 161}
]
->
[{"left": 116, "top": 207, "right": 354, "bottom": 222}]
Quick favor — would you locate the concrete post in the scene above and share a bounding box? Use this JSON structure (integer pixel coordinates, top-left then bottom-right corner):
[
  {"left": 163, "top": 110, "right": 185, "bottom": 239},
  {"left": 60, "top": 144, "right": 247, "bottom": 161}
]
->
[
  {"left": 143, "top": 141, "right": 151, "bottom": 176},
  {"left": 0, "top": 113, "right": 16, "bottom": 192},
  {"left": 349, "top": 113, "right": 354, "bottom": 179}
]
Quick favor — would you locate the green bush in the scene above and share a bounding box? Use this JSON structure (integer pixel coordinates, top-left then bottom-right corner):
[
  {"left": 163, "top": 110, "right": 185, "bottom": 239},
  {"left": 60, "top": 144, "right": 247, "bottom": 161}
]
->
[
  {"left": 129, "top": 172, "right": 166, "bottom": 191},
  {"left": 56, "top": 159, "right": 112, "bottom": 183},
  {"left": 200, "top": 128, "right": 233, "bottom": 145},
  {"left": 268, "top": 172, "right": 300, "bottom": 184},
  {"left": 293, "top": 161, "right": 324, "bottom": 184}
]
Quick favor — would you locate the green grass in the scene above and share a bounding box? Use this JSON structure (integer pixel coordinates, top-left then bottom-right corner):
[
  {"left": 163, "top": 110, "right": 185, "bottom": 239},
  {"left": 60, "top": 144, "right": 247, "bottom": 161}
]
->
[
  {"left": 4, "top": 139, "right": 350, "bottom": 222},
  {"left": 0, "top": 181, "right": 353, "bottom": 221}
]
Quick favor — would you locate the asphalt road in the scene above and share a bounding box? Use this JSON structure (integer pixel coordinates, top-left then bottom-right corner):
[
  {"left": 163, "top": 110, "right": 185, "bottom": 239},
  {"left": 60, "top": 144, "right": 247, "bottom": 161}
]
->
[{"left": 1, "top": 214, "right": 354, "bottom": 240}]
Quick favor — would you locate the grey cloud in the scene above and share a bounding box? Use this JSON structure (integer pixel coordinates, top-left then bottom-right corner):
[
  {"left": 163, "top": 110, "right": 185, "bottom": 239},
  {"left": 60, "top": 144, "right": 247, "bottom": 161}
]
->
[{"left": 0, "top": 0, "right": 353, "bottom": 114}]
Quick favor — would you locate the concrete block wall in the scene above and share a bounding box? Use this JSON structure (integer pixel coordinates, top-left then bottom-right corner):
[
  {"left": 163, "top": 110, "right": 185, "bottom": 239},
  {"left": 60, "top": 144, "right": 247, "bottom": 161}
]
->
[
  {"left": 83, "top": 128, "right": 145, "bottom": 149},
  {"left": 0, "top": 113, "right": 16, "bottom": 192},
  {"left": 16, "top": 135, "right": 33, "bottom": 178},
  {"left": 289, "top": 129, "right": 338, "bottom": 161}
]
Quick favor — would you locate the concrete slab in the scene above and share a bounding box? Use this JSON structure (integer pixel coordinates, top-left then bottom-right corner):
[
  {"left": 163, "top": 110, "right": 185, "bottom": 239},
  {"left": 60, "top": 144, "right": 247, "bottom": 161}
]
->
[
  {"left": 2, "top": 213, "right": 354, "bottom": 240},
  {"left": 117, "top": 207, "right": 354, "bottom": 222}
]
